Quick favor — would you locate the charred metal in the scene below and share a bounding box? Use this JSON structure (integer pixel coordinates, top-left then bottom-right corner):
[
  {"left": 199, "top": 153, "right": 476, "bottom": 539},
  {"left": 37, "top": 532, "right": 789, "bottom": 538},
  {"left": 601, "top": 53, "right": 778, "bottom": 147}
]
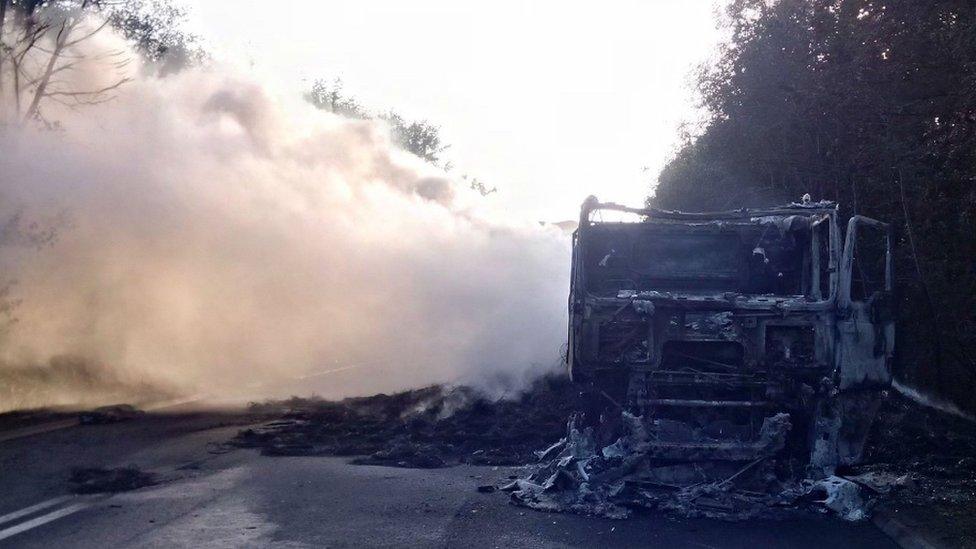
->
[{"left": 567, "top": 196, "right": 895, "bottom": 475}]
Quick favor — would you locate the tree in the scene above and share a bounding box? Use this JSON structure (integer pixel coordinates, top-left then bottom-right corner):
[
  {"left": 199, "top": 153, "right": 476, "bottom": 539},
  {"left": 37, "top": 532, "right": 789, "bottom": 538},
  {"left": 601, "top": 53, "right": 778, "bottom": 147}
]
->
[
  {"left": 652, "top": 0, "right": 976, "bottom": 410},
  {"left": 0, "top": 0, "right": 202, "bottom": 126},
  {"left": 0, "top": 0, "right": 197, "bottom": 339},
  {"left": 304, "top": 78, "right": 457, "bottom": 175},
  {"left": 304, "top": 78, "right": 503, "bottom": 195},
  {"left": 106, "top": 0, "right": 205, "bottom": 73},
  {"left": 0, "top": 1, "right": 125, "bottom": 125},
  {"left": 305, "top": 78, "right": 368, "bottom": 119},
  {"left": 0, "top": 0, "right": 128, "bottom": 125},
  {"left": 378, "top": 111, "right": 447, "bottom": 165}
]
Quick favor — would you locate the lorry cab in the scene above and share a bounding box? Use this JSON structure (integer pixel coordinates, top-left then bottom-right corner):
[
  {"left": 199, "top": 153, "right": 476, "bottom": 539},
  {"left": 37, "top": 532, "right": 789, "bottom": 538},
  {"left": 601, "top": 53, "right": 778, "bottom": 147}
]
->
[{"left": 567, "top": 196, "right": 894, "bottom": 471}]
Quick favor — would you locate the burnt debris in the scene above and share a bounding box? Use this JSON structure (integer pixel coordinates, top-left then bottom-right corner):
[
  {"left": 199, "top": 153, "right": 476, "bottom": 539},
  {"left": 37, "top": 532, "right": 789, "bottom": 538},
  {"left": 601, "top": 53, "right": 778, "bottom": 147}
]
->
[
  {"left": 228, "top": 196, "right": 969, "bottom": 527},
  {"left": 233, "top": 375, "right": 585, "bottom": 467},
  {"left": 853, "top": 390, "right": 976, "bottom": 542},
  {"left": 78, "top": 404, "right": 145, "bottom": 425},
  {"left": 503, "top": 387, "right": 976, "bottom": 523},
  {"left": 502, "top": 409, "right": 870, "bottom": 521},
  {"left": 69, "top": 466, "right": 157, "bottom": 494},
  {"left": 235, "top": 376, "right": 976, "bottom": 527}
]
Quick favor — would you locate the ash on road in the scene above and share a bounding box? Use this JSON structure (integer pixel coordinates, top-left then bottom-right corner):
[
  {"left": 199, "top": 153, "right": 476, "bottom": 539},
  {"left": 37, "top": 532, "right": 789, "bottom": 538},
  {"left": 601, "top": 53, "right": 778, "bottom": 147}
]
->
[
  {"left": 234, "top": 375, "right": 585, "bottom": 467},
  {"left": 1, "top": 375, "right": 972, "bottom": 547},
  {"left": 231, "top": 376, "right": 976, "bottom": 545},
  {"left": 0, "top": 402, "right": 903, "bottom": 548}
]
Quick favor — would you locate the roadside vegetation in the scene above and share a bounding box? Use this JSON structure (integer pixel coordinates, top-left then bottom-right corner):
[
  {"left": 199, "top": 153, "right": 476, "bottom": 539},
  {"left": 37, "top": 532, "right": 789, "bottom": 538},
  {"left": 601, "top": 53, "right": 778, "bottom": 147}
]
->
[
  {"left": 305, "top": 77, "right": 497, "bottom": 196},
  {"left": 653, "top": 0, "right": 976, "bottom": 412}
]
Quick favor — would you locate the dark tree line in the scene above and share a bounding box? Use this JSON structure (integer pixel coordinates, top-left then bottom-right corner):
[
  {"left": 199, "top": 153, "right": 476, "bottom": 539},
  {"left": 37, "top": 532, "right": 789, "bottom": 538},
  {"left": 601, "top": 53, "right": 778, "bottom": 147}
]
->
[{"left": 652, "top": 0, "right": 976, "bottom": 409}]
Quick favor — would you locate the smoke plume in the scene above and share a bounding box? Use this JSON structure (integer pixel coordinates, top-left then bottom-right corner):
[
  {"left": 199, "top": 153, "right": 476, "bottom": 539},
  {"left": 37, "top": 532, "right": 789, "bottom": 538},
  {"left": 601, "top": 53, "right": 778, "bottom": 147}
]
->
[{"left": 0, "top": 31, "right": 569, "bottom": 411}]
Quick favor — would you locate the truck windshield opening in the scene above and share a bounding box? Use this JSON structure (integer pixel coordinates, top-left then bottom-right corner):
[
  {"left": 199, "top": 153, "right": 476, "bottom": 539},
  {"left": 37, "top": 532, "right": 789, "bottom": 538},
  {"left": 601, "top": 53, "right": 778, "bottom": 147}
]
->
[{"left": 583, "top": 223, "right": 808, "bottom": 296}]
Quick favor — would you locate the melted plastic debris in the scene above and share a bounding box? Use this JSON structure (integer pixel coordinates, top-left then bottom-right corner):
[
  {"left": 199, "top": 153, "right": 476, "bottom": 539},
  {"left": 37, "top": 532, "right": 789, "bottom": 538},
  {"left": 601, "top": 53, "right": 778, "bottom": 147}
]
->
[
  {"left": 231, "top": 373, "right": 976, "bottom": 527},
  {"left": 503, "top": 412, "right": 816, "bottom": 520},
  {"left": 812, "top": 476, "right": 868, "bottom": 521}
]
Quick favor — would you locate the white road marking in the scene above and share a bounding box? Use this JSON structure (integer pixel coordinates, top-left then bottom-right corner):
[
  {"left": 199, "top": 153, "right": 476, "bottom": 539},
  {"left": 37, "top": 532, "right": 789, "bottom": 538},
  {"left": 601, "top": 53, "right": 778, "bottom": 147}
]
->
[
  {"left": 0, "top": 395, "right": 209, "bottom": 444},
  {"left": 0, "top": 500, "right": 95, "bottom": 541},
  {"left": 293, "top": 364, "right": 362, "bottom": 380},
  {"left": 1, "top": 363, "right": 367, "bottom": 443},
  {"left": 0, "top": 419, "right": 80, "bottom": 443},
  {"left": 0, "top": 364, "right": 373, "bottom": 541},
  {"left": 143, "top": 395, "right": 207, "bottom": 411},
  {"left": 0, "top": 496, "right": 75, "bottom": 527}
]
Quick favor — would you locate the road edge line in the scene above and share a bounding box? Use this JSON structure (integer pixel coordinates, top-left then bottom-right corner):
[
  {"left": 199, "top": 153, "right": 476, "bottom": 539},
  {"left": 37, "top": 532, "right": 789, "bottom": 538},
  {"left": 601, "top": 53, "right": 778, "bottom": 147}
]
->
[
  {"left": 0, "top": 419, "right": 80, "bottom": 443},
  {"left": 0, "top": 395, "right": 208, "bottom": 444},
  {"left": 0, "top": 496, "right": 75, "bottom": 527},
  {"left": 0, "top": 501, "right": 93, "bottom": 542}
]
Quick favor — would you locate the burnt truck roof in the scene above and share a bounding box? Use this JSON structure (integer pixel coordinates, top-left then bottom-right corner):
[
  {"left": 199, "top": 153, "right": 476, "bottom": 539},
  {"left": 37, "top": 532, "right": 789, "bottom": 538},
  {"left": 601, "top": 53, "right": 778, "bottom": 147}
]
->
[
  {"left": 573, "top": 196, "right": 843, "bottom": 312},
  {"left": 580, "top": 195, "right": 837, "bottom": 223}
]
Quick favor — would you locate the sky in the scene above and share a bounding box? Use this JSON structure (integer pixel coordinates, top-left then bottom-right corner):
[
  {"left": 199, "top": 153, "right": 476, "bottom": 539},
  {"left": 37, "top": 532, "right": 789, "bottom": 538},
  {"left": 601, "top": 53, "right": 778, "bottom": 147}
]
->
[{"left": 180, "top": 0, "right": 723, "bottom": 222}]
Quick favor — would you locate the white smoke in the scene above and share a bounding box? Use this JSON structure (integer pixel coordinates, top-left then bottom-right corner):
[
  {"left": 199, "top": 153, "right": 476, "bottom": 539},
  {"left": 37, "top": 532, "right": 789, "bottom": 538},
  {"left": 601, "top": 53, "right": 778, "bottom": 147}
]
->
[
  {"left": 0, "top": 29, "right": 570, "bottom": 411},
  {"left": 892, "top": 380, "right": 976, "bottom": 422}
]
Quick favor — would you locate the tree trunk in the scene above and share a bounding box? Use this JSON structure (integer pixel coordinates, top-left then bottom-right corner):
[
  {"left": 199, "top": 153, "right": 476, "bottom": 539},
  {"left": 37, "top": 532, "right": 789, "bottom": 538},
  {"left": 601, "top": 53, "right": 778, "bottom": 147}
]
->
[
  {"left": 22, "top": 18, "right": 67, "bottom": 124},
  {"left": 0, "top": 0, "right": 7, "bottom": 108}
]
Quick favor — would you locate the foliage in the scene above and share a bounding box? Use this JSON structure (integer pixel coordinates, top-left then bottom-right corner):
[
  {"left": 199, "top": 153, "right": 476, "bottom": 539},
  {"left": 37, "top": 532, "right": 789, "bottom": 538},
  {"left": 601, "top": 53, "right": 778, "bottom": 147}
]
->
[
  {"left": 0, "top": 0, "right": 201, "bottom": 126},
  {"left": 0, "top": 0, "right": 127, "bottom": 125},
  {"left": 377, "top": 111, "right": 445, "bottom": 165},
  {"left": 305, "top": 78, "right": 499, "bottom": 195},
  {"left": 305, "top": 78, "right": 368, "bottom": 119},
  {"left": 106, "top": 0, "right": 206, "bottom": 72},
  {"left": 306, "top": 78, "right": 449, "bottom": 164},
  {"left": 653, "top": 0, "right": 976, "bottom": 408}
]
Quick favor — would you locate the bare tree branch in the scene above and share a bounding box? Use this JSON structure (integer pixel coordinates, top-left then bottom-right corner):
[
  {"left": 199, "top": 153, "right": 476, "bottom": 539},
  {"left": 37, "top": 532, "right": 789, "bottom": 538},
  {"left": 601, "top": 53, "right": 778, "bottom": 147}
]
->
[
  {"left": 43, "top": 76, "right": 130, "bottom": 98},
  {"left": 0, "top": 0, "right": 8, "bottom": 97},
  {"left": 22, "top": 18, "right": 70, "bottom": 123},
  {"left": 63, "top": 17, "right": 109, "bottom": 48}
]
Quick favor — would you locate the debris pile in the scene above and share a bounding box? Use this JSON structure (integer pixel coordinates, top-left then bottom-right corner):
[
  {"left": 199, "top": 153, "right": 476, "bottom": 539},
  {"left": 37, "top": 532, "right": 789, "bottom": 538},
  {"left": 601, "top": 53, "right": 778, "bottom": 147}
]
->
[
  {"left": 846, "top": 390, "right": 976, "bottom": 544},
  {"left": 236, "top": 376, "right": 976, "bottom": 530},
  {"left": 861, "top": 391, "right": 976, "bottom": 496},
  {"left": 233, "top": 375, "right": 584, "bottom": 467},
  {"left": 79, "top": 404, "right": 145, "bottom": 425},
  {"left": 501, "top": 411, "right": 828, "bottom": 520},
  {"left": 502, "top": 392, "right": 976, "bottom": 523},
  {"left": 69, "top": 466, "right": 157, "bottom": 494}
]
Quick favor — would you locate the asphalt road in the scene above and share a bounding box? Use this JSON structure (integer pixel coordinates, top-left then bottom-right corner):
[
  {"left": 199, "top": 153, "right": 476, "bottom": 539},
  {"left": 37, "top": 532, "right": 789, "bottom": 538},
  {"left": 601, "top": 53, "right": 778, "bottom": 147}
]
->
[{"left": 0, "top": 411, "right": 899, "bottom": 548}]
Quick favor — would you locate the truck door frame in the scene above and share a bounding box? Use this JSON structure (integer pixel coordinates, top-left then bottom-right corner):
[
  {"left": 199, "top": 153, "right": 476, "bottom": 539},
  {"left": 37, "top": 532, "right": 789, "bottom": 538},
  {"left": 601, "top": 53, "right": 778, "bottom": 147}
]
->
[{"left": 836, "top": 215, "right": 895, "bottom": 389}]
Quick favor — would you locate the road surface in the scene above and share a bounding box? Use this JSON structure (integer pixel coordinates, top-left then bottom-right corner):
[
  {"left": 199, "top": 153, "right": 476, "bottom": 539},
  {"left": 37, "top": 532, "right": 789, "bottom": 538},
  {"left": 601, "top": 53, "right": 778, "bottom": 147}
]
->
[{"left": 0, "top": 410, "right": 898, "bottom": 548}]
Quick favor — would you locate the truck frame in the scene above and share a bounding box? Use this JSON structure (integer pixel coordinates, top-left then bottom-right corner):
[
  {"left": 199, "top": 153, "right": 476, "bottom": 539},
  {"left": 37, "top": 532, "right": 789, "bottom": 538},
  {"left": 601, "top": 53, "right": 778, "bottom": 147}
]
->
[{"left": 567, "top": 196, "right": 895, "bottom": 471}]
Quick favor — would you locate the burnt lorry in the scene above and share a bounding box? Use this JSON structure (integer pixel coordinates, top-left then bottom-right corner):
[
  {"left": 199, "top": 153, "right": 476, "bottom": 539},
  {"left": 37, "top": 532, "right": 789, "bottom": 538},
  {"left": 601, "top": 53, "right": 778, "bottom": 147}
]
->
[{"left": 567, "top": 196, "right": 895, "bottom": 474}]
